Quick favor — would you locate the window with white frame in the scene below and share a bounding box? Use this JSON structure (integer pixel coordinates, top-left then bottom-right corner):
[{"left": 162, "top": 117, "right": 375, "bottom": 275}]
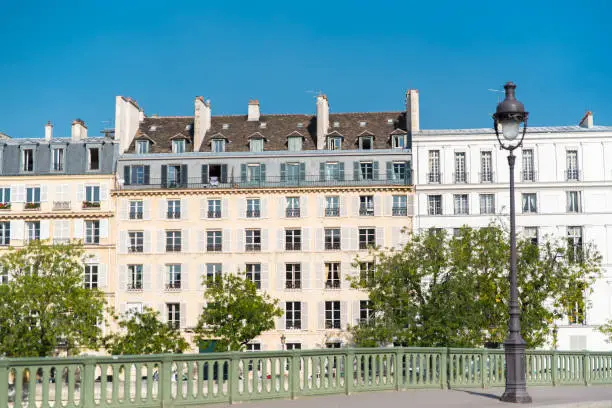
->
[
  {"left": 392, "top": 195, "right": 407, "bottom": 216},
  {"left": 52, "top": 148, "right": 65, "bottom": 171},
  {"left": 359, "top": 162, "right": 374, "bottom": 180},
  {"left": 285, "top": 302, "right": 301, "bottom": 329},
  {"left": 286, "top": 197, "right": 300, "bottom": 217},
  {"left": 567, "top": 191, "right": 582, "bottom": 213},
  {"left": 392, "top": 134, "right": 406, "bottom": 148},
  {"left": 84, "top": 264, "right": 98, "bottom": 289},
  {"left": 166, "top": 264, "right": 181, "bottom": 289},
  {"left": 0, "top": 222, "right": 9, "bottom": 245},
  {"left": 26, "top": 187, "right": 40, "bottom": 205},
  {"left": 359, "top": 136, "right": 373, "bottom": 150},
  {"left": 427, "top": 150, "right": 440, "bottom": 183},
  {"left": 359, "top": 228, "right": 376, "bottom": 249},
  {"left": 206, "top": 263, "right": 222, "bottom": 283},
  {"left": 212, "top": 139, "right": 225, "bottom": 152},
  {"left": 207, "top": 230, "right": 222, "bottom": 252},
  {"left": 246, "top": 263, "right": 261, "bottom": 289},
  {"left": 392, "top": 161, "right": 408, "bottom": 181},
  {"left": 167, "top": 199, "right": 181, "bottom": 219},
  {"left": 85, "top": 220, "right": 100, "bottom": 244},
  {"left": 326, "top": 136, "right": 342, "bottom": 150},
  {"left": 127, "top": 265, "right": 143, "bottom": 290},
  {"left": 285, "top": 263, "right": 301, "bottom": 289},
  {"left": 246, "top": 164, "right": 264, "bottom": 182},
  {"left": 88, "top": 147, "right": 100, "bottom": 171},
  {"left": 250, "top": 139, "right": 264, "bottom": 152},
  {"left": 428, "top": 195, "right": 442, "bottom": 215},
  {"left": 136, "top": 140, "right": 150, "bottom": 154},
  {"left": 324, "top": 228, "right": 341, "bottom": 250},
  {"left": 454, "top": 152, "right": 467, "bottom": 183},
  {"left": 324, "top": 162, "right": 342, "bottom": 181},
  {"left": 360, "top": 300, "right": 373, "bottom": 324},
  {"left": 479, "top": 194, "right": 495, "bottom": 215},
  {"left": 325, "top": 301, "right": 341, "bottom": 329},
  {"left": 522, "top": 149, "right": 535, "bottom": 181},
  {"left": 285, "top": 229, "right": 301, "bottom": 251},
  {"left": 324, "top": 262, "right": 340, "bottom": 289},
  {"left": 566, "top": 150, "right": 579, "bottom": 180},
  {"left": 25, "top": 221, "right": 40, "bottom": 242},
  {"left": 288, "top": 136, "right": 302, "bottom": 152},
  {"left": 167, "top": 303, "right": 181, "bottom": 329},
  {"left": 359, "top": 195, "right": 374, "bottom": 216},
  {"left": 129, "top": 165, "right": 149, "bottom": 185},
  {"left": 22, "top": 148, "right": 35, "bottom": 172},
  {"left": 285, "top": 163, "right": 301, "bottom": 182},
  {"left": 245, "top": 229, "right": 261, "bottom": 252},
  {"left": 128, "top": 231, "right": 144, "bottom": 252},
  {"left": 480, "top": 151, "right": 493, "bottom": 182},
  {"left": 0, "top": 187, "right": 9, "bottom": 205},
  {"left": 85, "top": 186, "right": 100, "bottom": 204},
  {"left": 246, "top": 198, "right": 261, "bottom": 218},
  {"left": 208, "top": 199, "right": 221, "bottom": 218},
  {"left": 567, "top": 226, "right": 583, "bottom": 263},
  {"left": 522, "top": 193, "right": 537, "bottom": 213},
  {"left": 454, "top": 194, "right": 469, "bottom": 215},
  {"left": 0, "top": 267, "right": 8, "bottom": 285},
  {"left": 286, "top": 342, "right": 301, "bottom": 350},
  {"left": 245, "top": 343, "right": 261, "bottom": 351},
  {"left": 359, "top": 262, "right": 375, "bottom": 285},
  {"left": 523, "top": 227, "right": 538, "bottom": 246},
  {"left": 129, "top": 201, "right": 143, "bottom": 219},
  {"left": 165, "top": 230, "right": 182, "bottom": 252},
  {"left": 172, "top": 139, "right": 186, "bottom": 154},
  {"left": 325, "top": 196, "right": 339, "bottom": 217}
]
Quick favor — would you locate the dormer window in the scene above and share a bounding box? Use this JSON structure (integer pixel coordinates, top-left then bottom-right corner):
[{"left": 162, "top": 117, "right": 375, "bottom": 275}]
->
[
  {"left": 172, "top": 139, "right": 186, "bottom": 154},
  {"left": 149, "top": 125, "right": 157, "bottom": 132},
  {"left": 288, "top": 136, "right": 302, "bottom": 152},
  {"left": 250, "top": 139, "right": 264, "bottom": 152},
  {"left": 222, "top": 124, "right": 230, "bottom": 130},
  {"left": 326, "top": 136, "right": 342, "bottom": 151},
  {"left": 260, "top": 122, "right": 267, "bottom": 129},
  {"left": 333, "top": 121, "right": 340, "bottom": 128},
  {"left": 22, "top": 148, "right": 34, "bottom": 172},
  {"left": 88, "top": 147, "right": 100, "bottom": 171},
  {"left": 359, "top": 121, "right": 367, "bottom": 127},
  {"left": 212, "top": 139, "right": 226, "bottom": 152},
  {"left": 359, "top": 136, "right": 373, "bottom": 150},
  {"left": 52, "top": 147, "right": 65, "bottom": 171},
  {"left": 136, "top": 140, "right": 150, "bottom": 154},
  {"left": 392, "top": 134, "right": 407, "bottom": 149},
  {"left": 297, "top": 122, "right": 304, "bottom": 128}
]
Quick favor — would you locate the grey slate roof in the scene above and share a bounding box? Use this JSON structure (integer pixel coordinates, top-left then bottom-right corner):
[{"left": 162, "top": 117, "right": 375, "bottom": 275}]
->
[
  {"left": 419, "top": 125, "right": 612, "bottom": 136},
  {"left": 127, "top": 112, "right": 408, "bottom": 153}
]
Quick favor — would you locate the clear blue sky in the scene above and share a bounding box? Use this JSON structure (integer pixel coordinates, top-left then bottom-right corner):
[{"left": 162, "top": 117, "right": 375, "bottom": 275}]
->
[{"left": 1, "top": 0, "right": 611, "bottom": 138}]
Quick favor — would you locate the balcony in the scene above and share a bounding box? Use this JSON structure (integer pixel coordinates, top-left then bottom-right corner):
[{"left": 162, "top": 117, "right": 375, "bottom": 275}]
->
[
  {"left": 24, "top": 202, "right": 41, "bottom": 210},
  {"left": 426, "top": 172, "right": 441, "bottom": 184},
  {"left": 53, "top": 201, "right": 70, "bottom": 211},
  {"left": 392, "top": 207, "right": 408, "bottom": 216},
  {"left": 165, "top": 282, "right": 181, "bottom": 291},
  {"left": 128, "top": 246, "right": 143, "bottom": 253},
  {"left": 167, "top": 211, "right": 181, "bottom": 219},
  {"left": 566, "top": 169, "right": 581, "bottom": 181},
  {"left": 129, "top": 211, "right": 144, "bottom": 220},
  {"left": 118, "top": 172, "right": 413, "bottom": 191},
  {"left": 208, "top": 210, "right": 221, "bottom": 219},
  {"left": 479, "top": 172, "right": 494, "bottom": 183},
  {"left": 82, "top": 201, "right": 101, "bottom": 210},
  {"left": 166, "top": 245, "right": 182, "bottom": 252},
  {"left": 359, "top": 206, "right": 374, "bottom": 216},
  {"left": 285, "top": 242, "right": 301, "bottom": 251},
  {"left": 126, "top": 283, "right": 143, "bottom": 292},
  {"left": 286, "top": 208, "right": 300, "bottom": 218},
  {"left": 325, "top": 208, "right": 340, "bottom": 217},
  {"left": 325, "top": 281, "right": 341, "bottom": 289},
  {"left": 453, "top": 172, "right": 468, "bottom": 184},
  {"left": 245, "top": 243, "right": 261, "bottom": 252},
  {"left": 246, "top": 209, "right": 260, "bottom": 218},
  {"left": 207, "top": 244, "right": 222, "bottom": 252},
  {"left": 520, "top": 171, "right": 537, "bottom": 182},
  {"left": 324, "top": 242, "right": 341, "bottom": 250}
]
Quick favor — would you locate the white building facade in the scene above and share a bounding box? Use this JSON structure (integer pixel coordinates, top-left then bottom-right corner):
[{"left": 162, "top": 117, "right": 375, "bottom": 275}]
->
[{"left": 412, "top": 112, "right": 612, "bottom": 350}]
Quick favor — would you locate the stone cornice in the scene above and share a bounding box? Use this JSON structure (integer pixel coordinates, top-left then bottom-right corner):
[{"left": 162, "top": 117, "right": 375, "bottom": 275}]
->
[{"left": 0, "top": 211, "right": 114, "bottom": 220}]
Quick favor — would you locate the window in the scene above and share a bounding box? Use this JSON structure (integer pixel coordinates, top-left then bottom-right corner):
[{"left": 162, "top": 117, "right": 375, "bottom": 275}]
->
[
  {"left": 359, "top": 195, "right": 374, "bottom": 216},
  {"left": 245, "top": 164, "right": 265, "bottom": 183},
  {"left": 250, "top": 139, "right": 264, "bottom": 152},
  {"left": 567, "top": 226, "right": 583, "bottom": 263},
  {"left": 127, "top": 165, "right": 150, "bottom": 185},
  {"left": 166, "top": 230, "right": 182, "bottom": 252},
  {"left": 0, "top": 222, "right": 9, "bottom": 245},
  {"left": 392, "top": 134, "right": 406, "bottom": 149},
  {"left": 128, "top": 231, "right": 144, "bottom": 253},
  {"left": 0, "top": 187, "right": 10, "bottom": 205},
  {"left": 359, "top": 136, "right": 373, "bottom": 150},
  {"left": 283, "top": 163, "right": 301, "bottom": 183},
  {"left": 246, "top": 198, "right": 261, "bottom": 218},
  {"left": 245, "top": 229, "right": 261, "bottom": 252},
  {"left": 52, "top": 148, "right": 65, "bottom": 171},
  {"left": 285, "top": 263, "right": 301, "bottom": 289},
  {"left": 566, "top": 150, "right": 579, "bottom": 181},
  {"left": 166, "top": 264, "right": 181, "bottom": 289},
  {"left": 427, "top": 195, "right": 442, "bottom": 215},
  {"left": 324, "top": 228, "right": 341, "bottom": 250},
  {"left": 285, "top": 229, "right": 301, "bottom": 251},
  {"left": 208, "top": 199, "right": 221, "bottom": 218},
  {"left": 205, "top": 164, "right": 228, "bottom": 184},
  {"left": 288, "top": 136, "right": 302, "bottom": 152},
  {"left": 26, "top": 187, "right": 41, "bottom": 206},
  {"left": 360, "top": 300, "right": 373, "bottom": 324},
  {"left": 323, "top": 162, "right": 343, "bottom": 181},
  {"left": 479, "top": 194, "right": 495, "bottom": 215},
  {"left": 391, "top": 161, "right": 408, "bottom": 181},
  {"left": 207, "top": 230, "right": 222, "bottom": 252},
  {"left": 246, "top": 264, "right": 261, "bottom": 289},
  {"left": 206, "top": 263, "right": 222, "bottom": 283},
  {"left": 522, "top": 193, "right": 537, "bottom": 213},
  {"left": 427, "top": 150, "right": 440, "bottom": 183},
  {"left": 286, "top": 343, "right": 301, "bottom": 350},
  {"left": 85, "top": 220, "right": 100, "bottom": 244},
  {"left": 567, "top": 191, "right": 582, "bottom": 213},
  {"left": 325, "top": 196, "right": 339, "bottom": 216},
  {"left": 0, "top": 268, "right": 7, "bottom": 285},
  {"left": 286, "top": 197, "right": 300, "bottom": 217},
  {"left": 569, "top": 295, "right": 586, "bottom": 325},
  {"left": 393, "top": 195, "right": 408, "bottom": 216},
  {"left": 286, "top": 302, "right": 302, "bottom": 329},
  {"left": 85, "top": 186, "right": 100, "bottom": 204},
  {"left": 25, "top": 221, "right": 40, "bottom": 242},
  {"left": 359, "top": 228, "right": 376, "bottom": 249},
  {"left": 166, "top": 165, "right": 183, "bottom": 187},
  {"left": 326, "top": 342, "right": 341, "bottom": 348},
  {"left": 88, "top": 147, "right": 100, "bottom": 171},
  {"left": 136, "top": 140, "right": 150, "bottom": 154},
  {"left": 454, "top": 152, "right": 467, "bottom": 183},
  {"left": 245, "top": 343, "right": 261, "bottom": 352},
  {"left": 167, "top": 200, "right": 181, "bottom": 219},
  {"left": 167, "top": 303, "right": 181, "bottom": 329},
  {"left": 453, "top": 194, "right": 469, "bottom": 215},
  {"left": 126, "top": 303, "right": 143, "bottom": 316},
  {"left": 172, "top": 139, "right": 186, "bottom": 154},
  {"left": 325, "top": 301, "right": 341, "bottom": 329},
  {"left": 359, "top": 162, "right": 374, "bottom": 180},
  {"left": 524, "top": 227, "right": 538, "bottom": 246},
  {"left": 480, "top": 151, "right": 493, "bottom": 182},
  {"left": 127, "top": 265, "right": 143, "bottom": 290},
  {"left": 84, "top": 265, "right": 98, "bottom": 289},
  {"left": 324, "top": 262, "right": 341, "bottom": 289},
  {"left": 522, "top": 149, "right": 535, "bottom": 181},
  {"left": 22, "top": 148, "right": 35, "bottom": 172},
  {"left": 326, "top": 136, "right": 342, "bottom": 150},
  {"left": 359, "top": 262, "right": 375, "bottom": 285},
  {"left": 129, "top": 201, "right": 143, "bottom": 219},
  {"left": 212, "top": 139, "right": 225, "bottom": 152}
]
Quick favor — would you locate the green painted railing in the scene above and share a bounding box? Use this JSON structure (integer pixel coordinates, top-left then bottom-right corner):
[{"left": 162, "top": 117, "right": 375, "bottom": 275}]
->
[{"left": 2, "top": 348, "right": 612, "bottom": 407}]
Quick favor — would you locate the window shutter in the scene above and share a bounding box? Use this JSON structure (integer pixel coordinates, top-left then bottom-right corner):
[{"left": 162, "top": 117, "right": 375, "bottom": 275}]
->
[
  {"left": 299, "top": 163, "right": 306, "bottom": 181},
  {"left": 341, "top": 301, "right": 348, "bottom": 329},
  {"left": 302, "top": 262, "right": 310, "bottom": 289},
  {"left": 182, "top": 265, "right": 188, "bottom": 290},
  {"left": 341, "top": 227, "right": 351, "bottom": 251},
  {"left": 222, "top": 229, "right": 232, "bottom": 253},
  {"left": 301, "top": 302, "right": 308, "bottom": 330},
  {"left": 314, "top": 262, "right": 323, "bottom": 289},
  {"left": 318, "top": 302, "right": 325, "bottom": 329},
  {"left": 338, "top": 162, "right": 345, "bottom": 180},
  {"left": 278, "top": 197, "right": 286, "bottom": 218},
  {"left": 352, "top": 300, "right": 360, "bottom": 326},
  {"left": 159, "top": 304, "right": 167, "bottom": 323},
  {"left": 181, "top": 199, "right": 188, "bottom": 219},
  {"left": 240, "top": 164, "right": 247, "bottom": 181},
  {"left": 351, "top": 228, "right": 358, "bottom": 251},
  {"left": 118, "top": 265, "right": 127, "bottom": 291},
  {"left": 261, "top": 229, "right": 268, "bottom": 251},
  {"left": 280, "top": 163, "right": 286, "bottom": 182},
  {"left": 301, "top": 196, "right": 307, "bottom": 217},
  {"left": 276, "top": 303, "right": 286, "bottom": 331},
  {"left": 276, "top": 263, "right": 285, "bottom": 290},
  {"left": 100, "top": 184, "right": 109, "bottom": 201},
  {"left": 302, "top": 227, "right": 310, "bottom": 251},
  {"left": 200, "top": 198, "right": 207, "bottom": 219},
  {"left": 198, "top": 264, "right": 206, "bottom": 289},
  {"left": 277, "top": 229, "right": 285, "bottom": 252},
  {"left": 315, "top": 228, "right": 323, "bottom": 251},
  {"left": 198, "top": 231, "right": 205, "bottom": 252},
  {"left": 100, "top": 219, "right": 109, "bottom": 239},
  {"left": 143, "top": 265, "right": 152, "bottom": 291},
  {"left": 386, "top": 162, "right": 393, "bottom": 180},
  {"left": 143, "top": 166, "right": 150, "bottom": 184},
  {"left": 143, "top": 199, "right": 151, "bottom": 220},
  {"left": 144, "top": 230, "right": 152, "bottom": 253},
  {"left": 99, "top": 264, "right": 108, "bottom": 289},
  {"left": 119, "top": 231, "right": 127, "bottom": 253},
  {"left": 222, "top": 198, "right": 229, "bottom": 218},
  {"left": 201, "top": 165, "right": 209, "bottom": 184},
  {"left": 374, "top": 195, "right": 382, "bottom": 216},
  {"left": 76, "top": 184, "right": 84, "bottom": 202},
  {"left": 74, "top": 219, "right": 84, "bottom": 239},
  {"left": 119, "top": 199, "right": 128, "bottom": 220},
  {"left": 158, "top": 198, "right": 166, "bottom": 219},
  {"left": 180, "top": 303, "right": 187, "bottom": 329},
  {"left": 123, "top": 166, "right": 131, "bottom": 185},
  {"left": 238, "top": 198, "right": 246, "bottom": 219},
  {"left": 339, "top": 196, "right": 348, "bottom": 217},
  {"left": 10, "top": 220, "right": 24, "bottom": 241},
  {"left": 352, "top": 196, "right": 360, "bottom": 216},
  {"left": 261, "top": 263, "right": 268, "bottom": 291},
  {"left": 157, "top": 265, "right": 165, "bottom": 290},
  {"left": 407, "top": 195, "right": 415, "bottom": 216},
  {"left": 182, "top": 229, "right": 189, "bottom": 252},
  {"left": 40, "top": 220, "right": 50, "bottom": 240},
  {"left": 237, "top": 229, "right": 244, "bottom": 252},
  {"left": 180, "top": 165, "right": 188, "bottom": 187},
  {"left": 353, "top": 161, "right": 360, "bottom": 181},
  {"left": 40, "top": 185, "right": 48, "bottom": 202},
  {"left": 261, "top": 198, "right": 268, "bottom": 218},
  {"left": 161, "top": 165, "right": 167, "bottom": 187},
  {"left": 260, "top": 164, "right": 266, "bottom": 181},
  {"left": 372, "top": 161, "right": 379, "bottom": 180},
  {"left": 376, "top": 227, "right": 384, "bottom": 248},
  {"left": 317, "top": 196, "right": 325, "bottom": 217},
  {"left": 220, "top": 165, "right": 228, "bottom": 183},
  {"left": 157, "top": 231, "right": 165, "bottom": 253},
  {"left": 319, "top": 163, "right": 325, "bottom": 181},
  {"left": 384, "top": 195, "right": 392, "bottom": 216}
]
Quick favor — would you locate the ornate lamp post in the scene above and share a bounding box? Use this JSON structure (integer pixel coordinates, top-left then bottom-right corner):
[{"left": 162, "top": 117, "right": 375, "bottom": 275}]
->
[{"left": 493, "top": 82, "right": 532, "bottom": 404}]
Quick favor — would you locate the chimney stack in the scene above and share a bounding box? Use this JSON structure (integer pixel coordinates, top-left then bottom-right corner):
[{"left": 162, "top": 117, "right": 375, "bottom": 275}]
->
[
  {"left": 44, "top": 121, "right": 53, "bottom": 141},
  {"left": 71, "top": 119, "right": 88, "bottom": 141},
  {"left": 115, "top": 96, "right": 143, "bottom": 153},
  {"left": 316, "top": 94, "right": 329, "bottom": 150},
  {"left": 248, "top": 99, "right": 260, "bottom": 121},
  {"left": 406, "top": 89, "right": 420, "bottom": 134},
  {"left": 194, "top": 96, "right": 212, "bottom": 152},
  {"left": 579, "top": 111, "right": 593, "bottom": 129}
]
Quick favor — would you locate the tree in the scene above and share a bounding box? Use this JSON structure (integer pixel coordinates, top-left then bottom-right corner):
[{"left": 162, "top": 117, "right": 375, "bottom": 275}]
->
[
  {"left": 350, "top": 225, "right": 601, "bottom": 349},
  {"left": 104, "top": 307, "right": 189, "bottom": 355},
  {"left": 0, "top": 240, "right": 106, "bottom": 357},
  {"left": 195, "top": 273, "right": 282, "bottom": 351},
  {"left": 597, "top": 321, "right": 612, "bottom": 344}
]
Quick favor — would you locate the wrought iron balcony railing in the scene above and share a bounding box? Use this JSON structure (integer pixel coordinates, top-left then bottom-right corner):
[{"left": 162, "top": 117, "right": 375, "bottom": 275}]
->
[
  {"left": 324, "top": 242, "right": 341, "bottom": 250},
  {"left": 246, "top": 209, "right": 261, "bottom": 218},
  {"left": 245, "top": 243, "right": 261, "bottom": 252},
  {"left": 479, "top": 172, "right": 494, "bottom": 183},
  {"left": 392, "top": 207, "right": 408, "bottom": 216},
  {"left": 285, "top": 242, "right": 301, "bottom": 251},
  {"left": 520, "top": 171, "right": 537, "bottom": 182},
  {"left": 207, "top": 244, "right": 222, "bottom": 252},
  {"left": 53, "top": 201, "right": 71, "bottom": 211},
  {"left": 453, "top": 172, "right": 468, "bottom": 184},
  {"left": 566, "top": 169, "right": 581, "bottom": 181},
  {"left": 286, "top": 208, "right": 300, "bottom": 218},
  {"left": 325, "top": 208, "right": 340, "bottom": 217}
]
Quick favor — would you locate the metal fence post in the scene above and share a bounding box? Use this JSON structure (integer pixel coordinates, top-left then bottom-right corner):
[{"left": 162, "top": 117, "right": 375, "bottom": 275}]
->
[
  {"left": 583, "top": 351, "right": 590, "bottom": 386},
  {"left": 345, "top": 349, "right": 354, "bottom": 395},
  {"left": 0, "top": 359, "right": 9, "bottom": 408},
  {"left": 551, "top": 351, "right": 558, "bottom": 387}
]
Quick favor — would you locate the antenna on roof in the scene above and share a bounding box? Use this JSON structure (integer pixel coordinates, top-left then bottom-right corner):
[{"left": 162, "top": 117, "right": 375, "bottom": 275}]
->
[
  {"left": 100, "top": 120, "right": 115, "bottom": 138},
  {"left": 488, "top": 88, "right": 504, "bottom": 103}
]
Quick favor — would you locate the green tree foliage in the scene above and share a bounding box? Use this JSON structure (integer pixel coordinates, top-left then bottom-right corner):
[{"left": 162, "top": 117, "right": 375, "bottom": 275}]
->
[
  {"left": 195, "top": 273, "right": 282, "bottom": 351},
  {"left": 350, "top": 225, "right": 601, "bottom": 348},
  {"left": 0, "top": 241, "right": 106, "bottom": 357},
  {"left": 104, "top": 307, "right": 189, "bottom": 355}
]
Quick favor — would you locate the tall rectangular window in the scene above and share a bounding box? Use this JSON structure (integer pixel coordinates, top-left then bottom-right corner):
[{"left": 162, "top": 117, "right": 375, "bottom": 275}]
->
[
  {"left": 167, "top": 303, "right": 181, "bottom": 329},
  {"left": 84, "top": 265, "right": 98, "bottom": 289},
  {"left": 326, "top": 137, "right": 342, "bottom": 150},
  {"left": 166, "top": 230, "right": 182, "bottom": 252},
  {"left": 567, "top": 191, "right": 582, "bottom": 213},
  {"left": 52, "top": 148, "right": 65, "bottom": 171},
  {"left": 128, "top": 231, "right": 144, "bottom": 252},
  {"left": 212, "top": 139, "right": 225, "bottom": 152},
  {"left": 566, "top": 150, "right": 579, "bottom": 181},
  {"left": 524, "top": 227, "right": 538, "bottom": 246},
  {"left": 360, "top": 300, "right": 373, "bottom": 324},
  {"left": 166, "top": 165, "right": 182, "bottom": 187},
  {"left": 479, "top": 194, "right": 495, "bottom": 214},
  {"left": 129, "top": 201, "right": 143, "bottom": 219},
  {"left": 392, "top": 161, "right": 408, "bottom": 181},
  {"left": 567, "top": 226, "right": 583, "bottom": 263},
  {"left": 166, "top": 264, "right": 181, "bottom": 289},
  {"left": 26, "top": 187, "right": 41, "bottom": 204},
  {"left": 0, "top": 222, "right": 9, "bottom": 245},
  {"left": 246, "top": 164, "right": 264, "bottom": 183},
  {"left": 427, "top": 195, "right": 442, "bottom": 215},
  {"left": 359, "top": 262, "right": 375, "bottom": 285},
  {"left": 324, "top": 228, "right": 341, "bottom": 250},
  {"left": 359, "top": 228, "right": 376, "bottom": 249},
  {"left": 285, "top": 302, "right": 302, "bottom": 329},
  {"left": 324, "top": 162, "right": 342, "bottom": 181},
  {"left": 522, "top": 149, "right": 535, "bottom": 181},
  {"left": 285, "top": 229, "right": 301, "bottom": 251},
  {"left": 129, "top": 165, "right": 149, "bottom": 185},
  {"left": 246, "top": 263, "right": 261, "bottom": 289},
  {"left": 246, "top": 198, "right": 261, "bottom": 218},
  {"left": 284, "top": 163, "right": 301, "bottom": 183},
  {"left": 0, "top": 267, "right": 8, "bottom": 285},
  {"left": 392, "top": 134, "right": 406, "bottom": 148},
  {"left": 359, "top": 195, "right": 374, "bottom": 216},
  {"left": 88, "top": 148, "right": 100, "bottom": 171},
  {"left": 127, "top": 265, "right": 143, "bottom": 290},
  {"left": 25, "top": 221, "right": 40, "bottom": 242},
  {"left": 172, "top": 139, "right": 186, "bottom": 153},
  {"left": 324, "top": 262, "right": 341, "bottom": 289},
  {"left": 207, "top": 230, "right": 222, "bottom": 252},
  {"left": 454, "top": 152, "right": 467, "bottom": 183},
  {"left": 0, "top": 188, "right": 10, "bottom": 205},
  {"left": 454, "top": 194, "right": 469, "bottom": 215},
  {"left": 480, "top": 151, "right": 493, "bottom": 182},
  {"left": 22, "top": 148, "right": 34, "bottom": 172},
  {"left": 206, "top": 263, "right": 222, "bottom": 283},
  {"left": 245, "top": 229, "right": 261, "bottom": 252},
  {"left": 85, "top": 186, "right": 100, "bottom": 204},
  {"left": 392, "top": 195, "right": 408, "bottom": 216},
  {"left": 208, "top": 199, "right": 221, "bottom": 218},
  {"left": 325, "top": 301, "right": 341, "bottom": 329},
  {"left": 359, "top": 162, "right": 374, "bottom": 180},
  {"left": 427, "top": 150, "right": 440, "bottom": 183},
  {"left": 522, "top": 193, "right": 537, "bottom": 213},
  {"left": 167, "top": 200, "right": 181, "bottom": 219},
  {"left": 136, "top": 140, "right": 150, "bottom": 154},
  {"left": 85, "top": 220, "right": 100, "bottom": 244},
  {"left": 285, "top": 263, "right": 301, "bottom": 289},
  {"left": 286, "top": 197, "right": 300, "bottom": 217},
  {"left": 325, "top": 196, "right": 339, "bottom": 217}
]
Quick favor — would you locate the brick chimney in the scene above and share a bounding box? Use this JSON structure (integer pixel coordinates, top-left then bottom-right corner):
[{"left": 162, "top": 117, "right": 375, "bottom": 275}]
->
[
  {"left": 71, "top": 119, "right": 88, "bottom": 141},
  {"left": 44, "top": 121, "right": 53, "bottom": 141},
  {"left": 248, "top": 99, "right": 260, "bottom": 121},
  {"left": 406, "top": 89, "right": 420, "bottom": 134},
  {"left": 194, "top": 96, "right": 211, "bottom": 152},
  {"left": 579, "top": 111, "right": 593, "bottom": 128},
  {"left": 316, "top": 94, "right": 329, "bottom": 150}
]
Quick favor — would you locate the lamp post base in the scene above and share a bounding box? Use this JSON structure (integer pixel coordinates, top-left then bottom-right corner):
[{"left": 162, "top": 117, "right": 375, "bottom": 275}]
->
[
  {"left": 500, "top": 389, "right": 533, "bottom": 404},
  {"left": 500, "top": 337, "right": 532, "bottom": 404}
]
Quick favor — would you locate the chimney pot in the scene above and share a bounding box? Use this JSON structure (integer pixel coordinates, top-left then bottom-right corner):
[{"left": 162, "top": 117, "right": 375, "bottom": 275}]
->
[
  {"left": 71, "top": 119, "right": 88, "bottom": 141},
  {"left": 406, "top": 89, "right": 420, "bottom": 134},
  {"left": 44, "top": 121, "right": 53, "bottom": 141},
  {"left": 248, "top": 99, "right": 261, "bottom": 121},
  {"left": 316, "top": 94, "right": 330, "bottom": 149}
]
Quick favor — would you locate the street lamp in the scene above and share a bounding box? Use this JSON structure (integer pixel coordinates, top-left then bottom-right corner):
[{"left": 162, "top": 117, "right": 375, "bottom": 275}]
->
[
  {"left": 280, "top": 334, "right": 286, "bottom": 351},
  {"left": 493, "top": 82, "right": 532, "bottom": 404}
]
